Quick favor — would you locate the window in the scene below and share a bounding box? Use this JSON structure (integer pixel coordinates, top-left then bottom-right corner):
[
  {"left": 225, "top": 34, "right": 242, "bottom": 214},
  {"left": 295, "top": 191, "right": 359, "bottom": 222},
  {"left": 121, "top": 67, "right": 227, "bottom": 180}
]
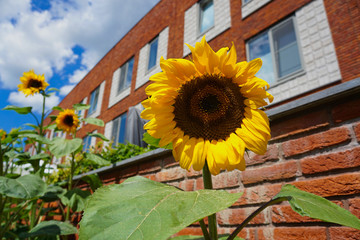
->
[
  {"left": 118, "top": 57, "right": 134, "bottom": 94},
  {"left": 83, "top": 135, "right": 92, "bottom": 152},
  {"left": 242, "top": 0, "right": 251, "bottom": 4},
  {"left": 199, "top": 0, "right": 214, "bottom": 34},
  {"left": 147, "top": 37, "right": 158, "bottom": 70},
  {"left": 247, "top": 17, "right": 303, "bottom": 86},
  {"left": 88, "top": 87, "right": 100, "bottom": 115},
  {"left": 111, "top": 113, "right": 127, "bottom": 146}
]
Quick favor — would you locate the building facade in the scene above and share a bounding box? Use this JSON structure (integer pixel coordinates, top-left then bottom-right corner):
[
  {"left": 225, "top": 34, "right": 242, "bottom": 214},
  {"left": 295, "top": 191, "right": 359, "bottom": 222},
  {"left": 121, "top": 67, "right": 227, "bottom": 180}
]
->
[{"left": 48, "top": 0, "right": 360, "bottom": 239}]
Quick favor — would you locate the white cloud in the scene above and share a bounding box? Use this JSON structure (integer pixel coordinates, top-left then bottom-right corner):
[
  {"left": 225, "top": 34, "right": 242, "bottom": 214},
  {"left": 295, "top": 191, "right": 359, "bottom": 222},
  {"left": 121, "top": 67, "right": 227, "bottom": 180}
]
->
[
  {"left": 59, "top": 84, "right": 75, "bottom": 96},
  {"left": 0, "top": 0, "right": 160, "bottom": 90},
  {"left": 8, "top": 91, "right": 60, "bottom": 114},
  {"left": 69, "top": 69, "right": 87, "bottom": 84}
]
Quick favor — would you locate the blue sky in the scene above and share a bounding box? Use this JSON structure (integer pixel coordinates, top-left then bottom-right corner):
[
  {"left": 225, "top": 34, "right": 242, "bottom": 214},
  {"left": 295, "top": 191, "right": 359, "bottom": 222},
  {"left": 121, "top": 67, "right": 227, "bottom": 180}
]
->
[{"left": 0, "top": 0, "right": 159, "bottom": 133}]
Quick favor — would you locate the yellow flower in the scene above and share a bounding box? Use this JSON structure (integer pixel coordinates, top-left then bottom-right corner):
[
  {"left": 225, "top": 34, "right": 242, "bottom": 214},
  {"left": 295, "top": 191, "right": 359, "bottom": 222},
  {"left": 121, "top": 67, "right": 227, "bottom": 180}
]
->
[
  {"left": 18, "top": 70, "right": 49, "bottom": 96},
  {"left": 0, "top": 129, "right": 6, "bottom": 141},
  {"left": 141, "top": 37, "right": 273, "bottom": 175},
  {"left": 55, "top": 109, "right": 80, "bottom": 133}
]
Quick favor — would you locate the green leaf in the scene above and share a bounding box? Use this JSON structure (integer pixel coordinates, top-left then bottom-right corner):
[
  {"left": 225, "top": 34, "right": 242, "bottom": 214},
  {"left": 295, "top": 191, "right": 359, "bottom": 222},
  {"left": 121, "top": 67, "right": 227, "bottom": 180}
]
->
[
  {"left": 49, "top": 137, "right": 83, "bottom": 157},
  {"left": 41, "top": 185, "right": 66, "bottom": 202},
  {"left": 3, "top": 105, "right": 32, "bottom": 114},
  {"left": 43, "top": 123, "right": 57, "bottom": 130},
  {"left": 29, "top": 153, "right": 50, "bottom": 161},
  {"left": 83, "top": 117, "right": 104, "bottom": 127},
  {"left": 73, "top": 103, "right": 90, "bottom": 111},
  {"left": 52, "top": 106, "right": 64, "bottom": 111},
  {"left": 143, "top": 132, "right": 172, "bottom": 149},
  {"left": 61, "top": 189, "right": 91, "bottom": 212},
  {"left": 87, "top": 132, "right": 109, "bottom": 141},
  {"left": 20, "top": 220, "right": 77, "bottom": 238},
  {"left": 47, "top": 87, "right": 60, "bottom": 92},
  {"left": 79, "top": 176, "right": 242, "bottom": 240},
  {"left": 49, "top": 115, "right": 57, "bottom": 121},
  {"left": 0, "top": 174, "right": 46, "bottom": 199},
  {"left": 275, "top": 184, "right": 360, "bottom": 230},
  {"left": 17, "top": 132, "right": 51, "bottom": 144},
  {"left": 84, "top": 152, "right": 111, "bottom": 166},
  {"left": 81, "top": 174, "right": 103, "bottom": 192},
  {"left": 24, "top": 123, "right": 39, "bottom": 129}
]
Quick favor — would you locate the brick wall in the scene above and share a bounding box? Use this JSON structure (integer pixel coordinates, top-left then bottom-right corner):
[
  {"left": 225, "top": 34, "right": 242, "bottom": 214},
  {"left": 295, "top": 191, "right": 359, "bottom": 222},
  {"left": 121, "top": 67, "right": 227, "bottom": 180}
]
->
[{"left": 76, "top": 80, "right": 360, "bottom": 239}]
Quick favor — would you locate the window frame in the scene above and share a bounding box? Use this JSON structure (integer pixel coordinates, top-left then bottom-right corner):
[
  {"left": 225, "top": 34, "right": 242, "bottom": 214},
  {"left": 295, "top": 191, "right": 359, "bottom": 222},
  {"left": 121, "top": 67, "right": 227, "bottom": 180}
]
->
[
  {"left": 111, "top": 113, "right": 127, "bottom": 147},
  {"left": 147, "top": 36, "right": 159, "bottom": 71},
  {"left": 246, "top": 16, "right": 305, "bottom": 87},
  {"left": 117, "top": 56, "right": 134, "bottom": 94},
  {"left": 88, "top": 86, "right": 100, "bottom": 115},
  {"left": 198, "top": 0, "right": 215, "bottom": 35}
]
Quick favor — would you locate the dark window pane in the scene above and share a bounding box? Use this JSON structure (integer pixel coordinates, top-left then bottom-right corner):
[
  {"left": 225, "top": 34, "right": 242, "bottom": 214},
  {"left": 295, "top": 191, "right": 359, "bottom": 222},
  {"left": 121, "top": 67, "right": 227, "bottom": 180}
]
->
[
  {"left": 118, "top": 114, "right": 127, "bottom": 144},
  {"left": 148, "top": 38, "right": 158, "bottom": 70},
  {"left": 200, "top": 0, "right": 214, "bottom": 34},
  {"left": 126, "top": 57, "right": 134, "bottom": 89},
  {"left": 88, "top": 87, "right": 99, "bottom": 115},
  {"left": 248, "top": 31, "right": 275, "bottom": 86},
  {"left": 273, "top": 19, "right": 302, "bottom": 78}
]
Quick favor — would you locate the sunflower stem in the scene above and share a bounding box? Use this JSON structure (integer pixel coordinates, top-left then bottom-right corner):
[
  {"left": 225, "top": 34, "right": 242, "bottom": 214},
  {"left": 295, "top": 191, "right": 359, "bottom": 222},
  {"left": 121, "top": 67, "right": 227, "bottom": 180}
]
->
[
  {"left": 226, "top": 197, "right": 289, "bottom": 240},
  {"left": 203, "top": 161, "right": 218, "bottom": 240},
  {"left": 199, "top": 219, "right": 211, "bottom": 240}
]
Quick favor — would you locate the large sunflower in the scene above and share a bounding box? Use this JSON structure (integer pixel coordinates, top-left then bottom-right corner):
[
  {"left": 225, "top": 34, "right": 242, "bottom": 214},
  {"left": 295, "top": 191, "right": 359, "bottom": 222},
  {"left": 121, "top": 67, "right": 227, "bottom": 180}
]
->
[
  {"left": 56, "top": 109, "right": 80, "bottom": 134},
  {"left": 18, "top": 70, "right": 49, "bottom": 96},
  {"left": 141, "top": 37, "right": 273, "bottom": 175}
]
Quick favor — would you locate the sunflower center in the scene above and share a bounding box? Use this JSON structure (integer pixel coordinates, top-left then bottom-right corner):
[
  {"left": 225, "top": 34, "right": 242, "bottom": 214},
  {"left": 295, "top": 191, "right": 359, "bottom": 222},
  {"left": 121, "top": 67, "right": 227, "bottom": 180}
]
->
[
  {"left": 200, "top": 94, "right": 220, "bottom": 113},
  {"left": 173, "top": 74, "right": 246, "bottom": 141},
  {"left": 63, "top": 115, "right": 74, "bottom": 127},
  {"left": 28, "top": 79, "right": 42, "bottom": 88}
]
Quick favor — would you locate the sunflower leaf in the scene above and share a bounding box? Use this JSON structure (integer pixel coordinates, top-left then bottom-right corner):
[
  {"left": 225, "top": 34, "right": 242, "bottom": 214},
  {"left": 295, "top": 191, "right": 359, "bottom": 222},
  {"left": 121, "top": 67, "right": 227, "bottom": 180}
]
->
[
  {"left": 52, "top": 106, "right": 64, "bottom": 111},
  {"left": 79, "top": 176, "right": 242, "bottom": 240},
  {"left": 3, "top": 105, "right": 32, "bottom": 115},
  {"left": 19, "top": 220, "right": 77, "bottom": 238},
  {"left": 49, "top": 137, "right": 83, "bottom": 157},
  {"left": 143, "top": 132, "right": 172, "bottom": 149},
  {"left": 84, "top": 152, "right": 111, "bottom": 166},
  {"left": 83, "top": 118, "right": 104, "bottom": 127},
  {"left": 0, "top": 174, "right": 46, "bottom": 199},
  {"left": 275, "top": 184, "right": 360, "bottom": 230},
  {"left": 87, "top": 132, "right": 109, "bottom": 141},
  {"left": 73, "top": 103, "right": 90, "bottom": 111}
]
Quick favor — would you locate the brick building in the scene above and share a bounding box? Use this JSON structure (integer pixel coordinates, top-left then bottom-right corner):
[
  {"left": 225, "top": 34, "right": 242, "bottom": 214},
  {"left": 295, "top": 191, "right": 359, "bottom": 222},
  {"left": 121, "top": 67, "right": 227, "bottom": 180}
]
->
[{"left": 49, "top": 0, "right": 360, "bottom": 239}]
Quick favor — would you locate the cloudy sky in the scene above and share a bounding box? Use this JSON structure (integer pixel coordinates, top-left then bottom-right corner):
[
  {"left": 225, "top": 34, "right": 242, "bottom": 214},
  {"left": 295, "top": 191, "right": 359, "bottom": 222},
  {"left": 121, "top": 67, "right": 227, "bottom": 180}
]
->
[{"left": 0, "top": 0, "right": 159, "bottom": 132}]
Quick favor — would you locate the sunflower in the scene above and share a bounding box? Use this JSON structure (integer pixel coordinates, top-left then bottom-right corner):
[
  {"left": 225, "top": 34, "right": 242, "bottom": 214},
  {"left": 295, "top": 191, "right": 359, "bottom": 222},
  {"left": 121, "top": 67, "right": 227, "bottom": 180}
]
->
[
  {"left": 18, "top": 70, "right": 49, "bottom": 96},
  {"left": 141, "top": 37, "right": 273, "bottom": 175},
  {"left": 55, "top": 109, "right": 80, "bottom": 133},
  {"left": 0, "top": 129, "right": 6, "bottom": 141}
]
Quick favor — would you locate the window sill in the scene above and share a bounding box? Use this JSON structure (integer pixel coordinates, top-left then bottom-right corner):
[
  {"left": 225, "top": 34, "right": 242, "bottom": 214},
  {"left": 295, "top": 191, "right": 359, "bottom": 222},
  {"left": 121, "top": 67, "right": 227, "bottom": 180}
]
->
[{"left": 269, "top": 69, "right": 306, "bottom": 89}]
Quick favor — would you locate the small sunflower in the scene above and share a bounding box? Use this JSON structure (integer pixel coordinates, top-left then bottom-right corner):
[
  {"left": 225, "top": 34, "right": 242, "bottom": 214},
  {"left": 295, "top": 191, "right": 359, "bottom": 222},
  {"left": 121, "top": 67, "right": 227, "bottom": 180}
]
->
[
  {"left": 18, "top": 70, "right": 49, "bottom": 96},
  {"left": 0, "top": 129, "right": 6, "bottom": 141},
  {"left": 141, "top": 37, "right": 273, "bottom": 175},
  {"left": 56, "top": 109, "right": 80, "bottom": 133}
]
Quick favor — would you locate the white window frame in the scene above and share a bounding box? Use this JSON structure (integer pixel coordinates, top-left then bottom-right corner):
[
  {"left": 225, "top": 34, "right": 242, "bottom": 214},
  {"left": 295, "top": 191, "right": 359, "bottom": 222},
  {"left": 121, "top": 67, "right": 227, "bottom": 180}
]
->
[
  {"left": 246, "top": 16, "right": 305, "bottom": 87},
  {"left": 198, "top": 0, "right": 214, "bottom": 35}
]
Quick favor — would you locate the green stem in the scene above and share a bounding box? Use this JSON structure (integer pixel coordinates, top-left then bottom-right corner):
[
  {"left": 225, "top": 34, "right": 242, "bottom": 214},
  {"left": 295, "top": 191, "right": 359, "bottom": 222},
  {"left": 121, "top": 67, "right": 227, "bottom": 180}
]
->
[
  {"left": 199, "top": 219, "right": 211, "bottom": 240},
  {"left": 226, "top": 197, "right": 289, "bottom": 240},
  {"left": 202, "top": 161, "right": 217, "bottom": 240},
  {"left": 0, "top": 200, "right": 29, "bottom": 238},
  {"left": 35, "top": 94, "right": 46, "bottom": 175},
  {"left": 66, "top": 153, "right": 76, "bottom": 222}
]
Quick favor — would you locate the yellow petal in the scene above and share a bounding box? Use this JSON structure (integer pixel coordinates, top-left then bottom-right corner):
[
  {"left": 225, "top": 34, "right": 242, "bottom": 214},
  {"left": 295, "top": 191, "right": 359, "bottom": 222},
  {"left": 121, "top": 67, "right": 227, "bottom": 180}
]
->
[{"left": 192, "top": 138, "right": 206, "bottom": 171}]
